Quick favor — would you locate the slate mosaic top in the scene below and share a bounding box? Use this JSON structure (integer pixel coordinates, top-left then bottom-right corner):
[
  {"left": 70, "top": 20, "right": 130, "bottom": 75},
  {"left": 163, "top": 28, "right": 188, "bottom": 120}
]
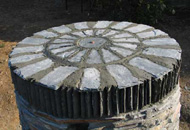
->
[{"left": 9, "top": 21, "right": 182, "bottom": 91}]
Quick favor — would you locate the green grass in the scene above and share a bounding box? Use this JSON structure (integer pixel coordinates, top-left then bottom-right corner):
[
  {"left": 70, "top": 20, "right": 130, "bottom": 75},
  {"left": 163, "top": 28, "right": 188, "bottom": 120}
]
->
[{"left": 0, "top": 43, "right": 5, "bottom": 48}]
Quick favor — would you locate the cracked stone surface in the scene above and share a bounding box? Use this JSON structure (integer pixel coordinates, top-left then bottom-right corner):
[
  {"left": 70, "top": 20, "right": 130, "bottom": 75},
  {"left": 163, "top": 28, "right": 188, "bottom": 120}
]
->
[{"left": 9, "top": 21, "right": 182, "bottom": 120}]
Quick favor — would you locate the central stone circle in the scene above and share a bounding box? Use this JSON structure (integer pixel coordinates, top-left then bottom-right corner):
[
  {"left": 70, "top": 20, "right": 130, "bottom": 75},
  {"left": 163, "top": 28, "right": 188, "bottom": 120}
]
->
[{"left": 78, "top": 37, "right": 107, "bottom": 48}]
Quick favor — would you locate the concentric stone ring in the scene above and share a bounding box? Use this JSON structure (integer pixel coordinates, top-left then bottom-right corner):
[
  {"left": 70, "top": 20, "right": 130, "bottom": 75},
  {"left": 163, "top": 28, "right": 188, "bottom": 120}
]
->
[{"left": 9, "top": 21, "right": 182, "bottom": 121}]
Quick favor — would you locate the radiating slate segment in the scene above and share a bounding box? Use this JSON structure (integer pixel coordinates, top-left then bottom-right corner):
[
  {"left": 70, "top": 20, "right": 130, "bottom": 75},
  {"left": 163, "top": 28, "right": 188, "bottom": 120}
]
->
[
  {"left": 34, "top": 30, "right": 58, "bottom": 38},
  {"left": 143, "top": 48, "right": 181, "bottom": 60},
  {"left": 57, "top": 50, "right": 77, "bottom": 58},
  {"left": 10, "top": 46, "right": 44, "bottom": 56},
  {"left": 112, "top": 38, "right": 139, "bottom": 43},
  {"left": 103, "top": 30, "right": 119, "bottom": 37},
  {"left": 102, "top": 49, "right": 120, "bottom": 63},
  {"left": 86, "top": 50, "right": 102, "bottom": 64},
  {"left": 49, "top": 43, "right": 73, "bottom": 50},
  {"left": 74, "top": 22, "right": 89, "bottom": 30},
  {"left": 51, "top": 46, "right": 74, "bottom": 54},
  {"left": 106, "top": 65, "right": 140, "bottom": 88},
  {"left": 137, "top": 29, "right": 168, "bottom": 39},
  {"left": 60, "top": 35, "right": 77, "bottom": 39},
  {"left": 52, "top": 25, "right": 72, "bottom": 33},
  {"left": 125, "top": 24, "right": 152, "bottom": 33},
  {"left": 111, "top": 33, "right": 132, "bottom": 38},
  {"left": 53, "top": 39, "right": 74, "bottom": 43},
  {"left": 68, "top": 50, "right": 87, "bottom": 62},
  {"left": 129, "top": 57, "right": 171, "bottom": 78},
  {"left": 95, "top": 29, "right": 106, "bottom": 35},
  {"left": 80, "top": 68, "right": 100, "bottom": 90},
  {"left": 9, "top": 53, "right": 44, "bottom": 65},
  {"left": 142, "top": 38, "right": 179, "bottom": 46},
  {"left": 111, "top": 22, "right": 132, "bottom": 30},
  {"left": 110, "top": 47, "right": 133, "bottom": 57},
  {"left": 18, "top": 37, "right": 49, "bottom": 45},
  {"left": 112, "top": 43, "right": 137, "bottom": 50},
  {"left": 84, "top": 30, "right": 93, "bottom": 36},
  {"left": 72, "top": 32, "right": 86, "bottom": 37},
  {"left": 40, "top": 66, "right": 78, "bottom": 90},
  {"left": 14, "top": 59, "right": 53, "bottom": 79},
  {"left": 94, "top": 21, "right": 112, "bottom": 28}
]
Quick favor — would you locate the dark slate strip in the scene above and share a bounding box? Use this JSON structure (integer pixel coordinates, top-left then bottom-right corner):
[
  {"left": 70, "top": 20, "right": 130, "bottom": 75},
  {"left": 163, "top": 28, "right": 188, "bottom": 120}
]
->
[
  {"left": 80, "top": 92, "right": 86, "bottom": 118},
  {"left": 50, "top": 90, "right": 57, "bottom": 117},
  {"left": 61, "top": 88, "right": 68, "bottom": 117},
  {"left": 126, "top": 87, "right": 133, "bottom": 111},
  {"left": 144, "top": 80, "right": 148, "bottom": 106},
  {"left": 39, "top": 87, "right": 47, "bottom": 112},
  {"left": 123, "top": 88, "right": 127, "bottom": 113},
  {"left": 67, "top": 88, "right": 73, "bottom": 118},
  {"left": 73, "top": 90, "right": 80, "bottom": 118},
  {"left": 54, "top": 90, "right": 63, "bottom": 118},
  {"left": 111, "top": 87, "right": 117, "bottom": 115},
  {"left": 119, "top": 89, "right": 124, "bottom": 113},
  {"left": 44, "top": 88, "right": 53, "bottom": 115},
  {"left": 92, "top": 92, "right": 100, "bottom": 117},
  {"left": 86, "top": 92, "right": 93, "bottom": 118},
  {"left": 133, "top": 85, "right": 139, "bottom": 110},
  {"left": 139, "top": 84, "right": 144, "bottom": 109},
  {"left": 107, "top": 87, "right": 113, "bottom": 116}
]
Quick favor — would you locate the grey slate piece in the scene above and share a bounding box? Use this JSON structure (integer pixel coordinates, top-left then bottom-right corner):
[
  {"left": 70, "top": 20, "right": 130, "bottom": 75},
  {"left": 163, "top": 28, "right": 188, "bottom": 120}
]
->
[
  {"left": 40, "top": 66, "right": 78, "bottom": 90},
  {"left": 106, "top": 64, "right": 140, "bottom": 88},
  {"left": 129, "top": 57, "right": 171, "bottom": 78},
  {"left": 72, "top": 31, "right": 86, "bottom": 37},
  {"left": 10, "top": 46, "right": 44, "bottom": 56},
  {"left": 102, "top": 49, "right": 120, "bottom": 63},
  {"left": 74, "top": 22, "right": 89, "bottom": 30},
  {"left": 19, "top": 37, "right": 49, "bottom": 45},
  {"left": 137, "top": 29, "right": 168, "bottom": 39},
  {"left": 57, "top": 49, "right": 77, "bottom": 58},
  {"left": 102, "top": 30, "right": 119, "bottom": 37},
  {"left": 14, "top": 59, "right": 54, "bottom": 79},
  {"left": 9, "top": 53, "right": 44, "bottom": 65},
  {"left": 68, "top": 50, "right": 87, "bottom": 62},
  {"left": 111, "top": 22, "right": 132, "bottom": 30},
  {"left": 34, "top": 30, "right": 58, "bottom": 38},
  {"left": 52, "top": 25, "right": 72, "bottom": 33},
  {"left": 110, "top": 47, "right": 133, "bottom": 57},
  {"left": 80, "top": 68, "right": 100, "bottom": 90},
  {"left": 142, "top": 38, "right": 179, "bottom": 46},
  {"left": 86, "top": 50, "right": 102, "bottom": 64},
  {"left": 48, "top": 43, "right": 73, "bottom": 50},
  {"left": 112, "top": 43, "right": 137, "bottom": 50},
  {"left": 51, "top": 46, "right": 74, "bottom": 54},
  {"left": 53, "top": 39, "right": 74, "bottom": 43},
  {"left": 93, "top": 21, "right": 112, "bottom": 28},
  {"left": 60, "top": 35, "right": 77, "bottom": 39},
  {"left": 143, "top": 48, "right": 181, "bottom": 60},
  {"left": 125, "top": 24, "right": 152, "bottom": 33},
  {"left": 83, "top": 30, "right": 93, "bottom": 36},
  {"left": 95, "top": 29, "right": 106, "bottom": 35},
  {"left": 112, "top": 38, "right": 140, "bottom": 43},
  {"left": 111, "top": 32, "right": 132, "bottom": 38}
]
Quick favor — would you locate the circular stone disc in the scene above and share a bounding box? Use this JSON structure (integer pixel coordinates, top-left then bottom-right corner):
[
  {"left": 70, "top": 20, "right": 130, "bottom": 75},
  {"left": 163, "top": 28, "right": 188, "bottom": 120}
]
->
[{"left": 9, "top": 21, "right": 182, "bottom": 91}]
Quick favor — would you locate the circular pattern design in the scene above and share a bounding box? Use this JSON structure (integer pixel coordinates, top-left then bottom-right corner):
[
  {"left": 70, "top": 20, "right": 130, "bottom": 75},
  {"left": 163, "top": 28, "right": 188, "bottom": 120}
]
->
[{"left": 9, "top": 21, "right": 181, "bottom": 91}]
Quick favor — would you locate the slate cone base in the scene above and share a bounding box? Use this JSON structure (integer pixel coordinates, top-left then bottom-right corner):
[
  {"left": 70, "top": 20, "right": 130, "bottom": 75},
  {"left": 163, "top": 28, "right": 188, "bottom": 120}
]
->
[
  {"left": 16, "top": 84, "right": 180, "bottom": 130},
  {"left": 9, "top": 21, "right": 182, "bottom": 129}
]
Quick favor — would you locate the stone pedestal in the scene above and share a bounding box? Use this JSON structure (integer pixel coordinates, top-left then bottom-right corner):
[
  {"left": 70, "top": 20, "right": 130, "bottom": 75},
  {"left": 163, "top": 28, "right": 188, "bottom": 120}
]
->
[{"left": 9, "top": 21, "right": 182, "bottom": 130}]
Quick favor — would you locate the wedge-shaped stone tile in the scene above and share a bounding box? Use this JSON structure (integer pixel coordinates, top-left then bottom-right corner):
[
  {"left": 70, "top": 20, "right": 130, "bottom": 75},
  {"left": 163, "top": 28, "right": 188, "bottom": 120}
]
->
[
  {"left": 110, "top": 47, "right": 133, "bottom": 57},
  {"left": 72, "top": 32, "right": 86, "bottom": 37},
  {"left": 19, "top": 37, "right": 49, "bottom": 45},
  {"left": 74, "top": 22, "right": 89, "bottom": 30},
  {"left": 52, "top": 25, "right": 72, "bottom": 33},
  {"left": 34, "top": 30, "right": 58, "bottom": 38},
  {"left": 143, "top": 48, "right": 181, "bottom": 60},
  {"left": 129, "top": 57, "right": 171, "bottom": 78},
  {"left": 143, "top": 38, "right": 179, "bottom": 46},
  {"left": 68, "top": 50, "right": 87, "bottom": 62},
  {"left": 10, "top": 46, "right": 44, "bottom": 56},
  {"left": 53, "top": 39, "right": 74, "bottom": 43},
  {"left": 102, "top": 49, "right": 120, "bottom": 63},
  {"left": 57, "top": 49, "right": 77, "bottom": 58},
  {"left": 86, "top": 50, "right": 102, "bottom": 64},
  {"left": 111, "top": 22, "right": 132, "bottom": 30},
  {"left": 112, "top": 38, "right": 139, "bottom": 43},
  {"left": 95, "top": 29, "right": 106, "bottom": 35},
  {"left": 106, "top": 64, "right": 139, "bottom": 88},
  {"left": 84, "top": 30, "right": 93, "bottom": 36},
  {"left": 60, "top": 35, "right": 77, "bottom": 39},
  {"left": 113, "top": 43, "right": 137, "bottom": 50},
  {"left": 14, "top": 59, "right": 53, "bottom": 79},
  {"left": 49, "top": 43, "right": 73, "bottom": 50},
  {"left": 9, "top": 53, "right": 44, "bottom": 65},
  {"left": 111, "top": 32, "right": 132, "bottom": 38},
  {"left": 103, "top": 30, "right": 119, "bottom": 37},
  {"left": 40, "top": 66, "right": 78, "bottom": 90},
  {"left": 137, "top": 29, "right": 168, "bottom": 39},
  {"left": 125, "top": 24, "right": 152, "bottom": 33},
  {"left": 80, "top": 68, "right": 100, "bottom": 90},
  {"left": 94, "top": 21, "right": 112, "bottom": 28},
  {"left": 51, "top": 46, "right": 74, "bottom": 54}
]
